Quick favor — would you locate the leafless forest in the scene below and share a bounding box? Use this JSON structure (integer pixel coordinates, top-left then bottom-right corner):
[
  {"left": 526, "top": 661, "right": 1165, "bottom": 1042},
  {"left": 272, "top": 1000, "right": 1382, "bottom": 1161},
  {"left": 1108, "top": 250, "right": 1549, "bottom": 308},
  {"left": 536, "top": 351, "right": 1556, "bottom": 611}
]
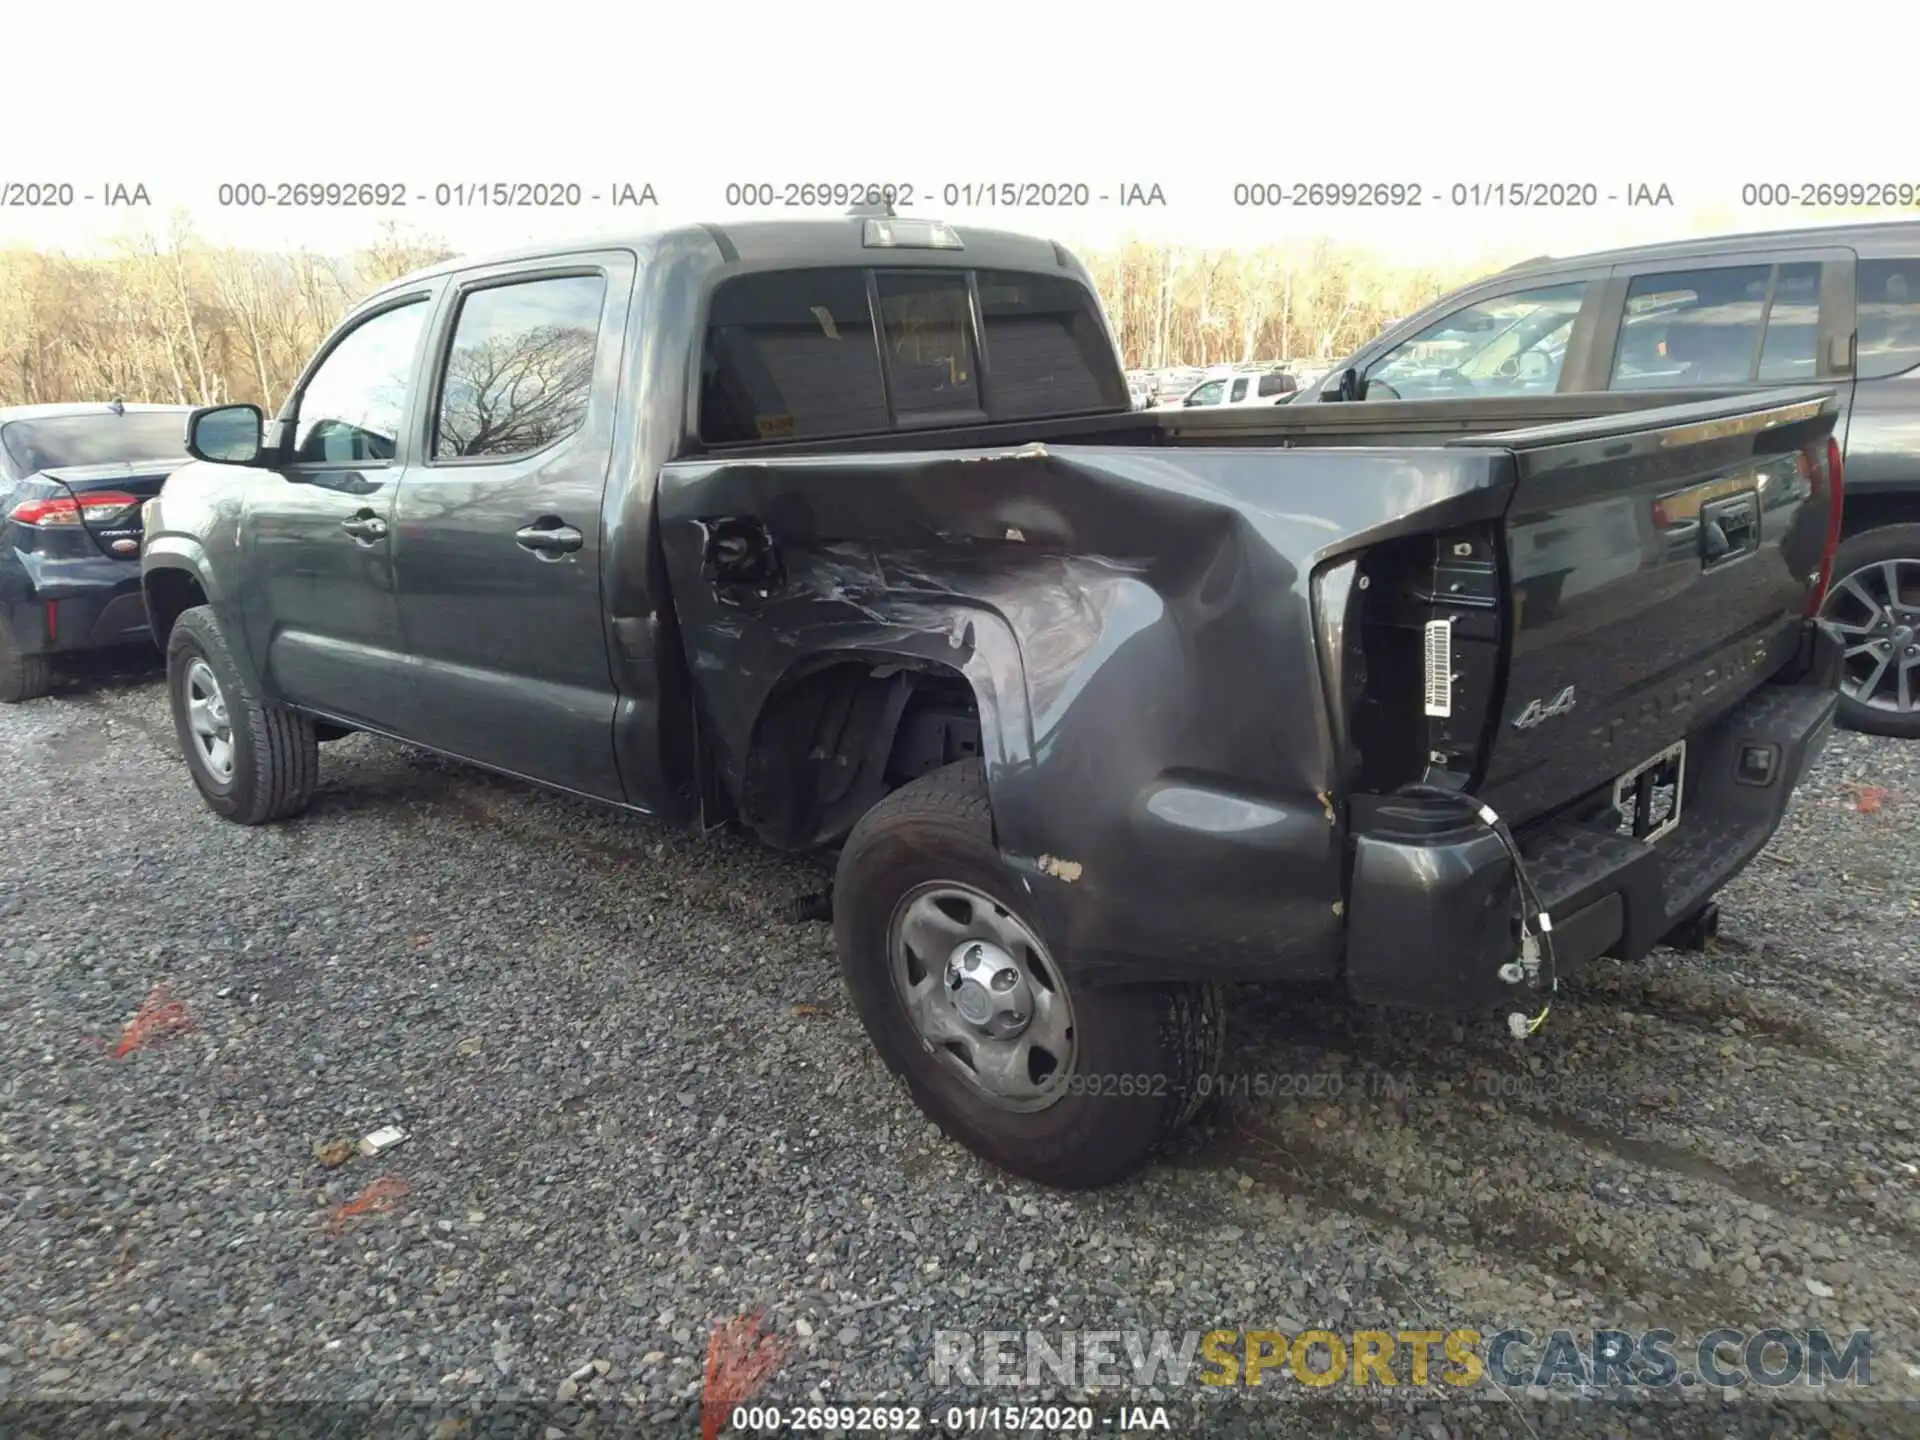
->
[{"left": 0, "top": 219, "right": 1511, "bottom": 410}]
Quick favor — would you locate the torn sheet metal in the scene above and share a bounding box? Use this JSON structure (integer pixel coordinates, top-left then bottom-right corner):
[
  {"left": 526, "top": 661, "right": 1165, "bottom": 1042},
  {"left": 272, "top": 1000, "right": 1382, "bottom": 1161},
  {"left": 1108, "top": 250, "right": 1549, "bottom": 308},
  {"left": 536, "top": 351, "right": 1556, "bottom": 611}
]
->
[{"left": 655, "top": 440, "right": 1507, "bottom": 986}]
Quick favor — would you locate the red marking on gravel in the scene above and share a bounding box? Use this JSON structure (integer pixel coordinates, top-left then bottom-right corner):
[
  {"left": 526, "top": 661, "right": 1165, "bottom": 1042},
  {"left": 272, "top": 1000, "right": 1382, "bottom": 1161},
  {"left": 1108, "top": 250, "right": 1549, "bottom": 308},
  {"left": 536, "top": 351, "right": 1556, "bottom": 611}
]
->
[
  {"left": 325, "top": 1176, "right": 411, "bottom": 1234},
  {"left": 112, "top": 986, "right": 193, "bottom": 1058},
  {"left": 702, "top": 1309, "right": 786, "bottom": 1439}
]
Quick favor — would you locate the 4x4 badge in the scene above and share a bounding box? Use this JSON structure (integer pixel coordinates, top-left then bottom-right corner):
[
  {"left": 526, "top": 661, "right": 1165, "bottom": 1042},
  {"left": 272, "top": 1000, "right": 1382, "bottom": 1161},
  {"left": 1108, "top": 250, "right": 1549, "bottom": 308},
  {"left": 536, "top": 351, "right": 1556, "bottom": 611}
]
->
[{"left": 1512, "top": 685, "right": 1577, "bottom": 730}]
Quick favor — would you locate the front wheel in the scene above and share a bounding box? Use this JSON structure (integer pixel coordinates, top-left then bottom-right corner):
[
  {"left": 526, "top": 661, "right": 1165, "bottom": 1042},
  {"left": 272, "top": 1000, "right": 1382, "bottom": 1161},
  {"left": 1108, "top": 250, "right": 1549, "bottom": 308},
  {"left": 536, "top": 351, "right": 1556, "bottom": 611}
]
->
[
  {"left": 1821, "top": 523, "right": 1920, "bottom": 738},
  {"left": 833, "top": 760, "right": 1223, "bottom": 1189},
  {"left": 166, "top": 605, "right": 318, "bottom": 824}
]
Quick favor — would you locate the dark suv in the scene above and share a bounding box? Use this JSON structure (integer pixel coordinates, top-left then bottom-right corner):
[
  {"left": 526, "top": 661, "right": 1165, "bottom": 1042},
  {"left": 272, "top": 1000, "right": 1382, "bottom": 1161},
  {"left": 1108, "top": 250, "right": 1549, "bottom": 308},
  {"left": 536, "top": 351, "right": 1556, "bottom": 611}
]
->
[{"left": 1298, "top": 220, "right": 1920, "bottom": 737}]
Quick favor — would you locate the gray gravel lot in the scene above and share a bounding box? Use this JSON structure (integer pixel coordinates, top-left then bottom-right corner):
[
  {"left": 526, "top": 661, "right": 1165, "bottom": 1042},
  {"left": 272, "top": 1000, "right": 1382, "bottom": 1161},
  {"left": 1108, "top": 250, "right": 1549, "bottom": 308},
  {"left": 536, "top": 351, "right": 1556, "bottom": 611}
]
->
[{"left": 3, "top": 657, "right": 1919, "bottom": 1437}]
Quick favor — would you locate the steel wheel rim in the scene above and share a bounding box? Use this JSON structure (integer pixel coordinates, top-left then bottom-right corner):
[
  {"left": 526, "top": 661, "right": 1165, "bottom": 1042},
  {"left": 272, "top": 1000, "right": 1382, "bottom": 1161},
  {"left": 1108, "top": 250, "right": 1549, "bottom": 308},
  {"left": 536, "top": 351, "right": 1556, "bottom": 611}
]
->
[
  {"left": 887, "top": 881, "right": 1076, "bottom": 1113},
  {"left": 1823, "top": 556, "right": 1920, "bottom": 714},
  {"left": 183, "top": 658, "right": 235, "bottom": 782}
]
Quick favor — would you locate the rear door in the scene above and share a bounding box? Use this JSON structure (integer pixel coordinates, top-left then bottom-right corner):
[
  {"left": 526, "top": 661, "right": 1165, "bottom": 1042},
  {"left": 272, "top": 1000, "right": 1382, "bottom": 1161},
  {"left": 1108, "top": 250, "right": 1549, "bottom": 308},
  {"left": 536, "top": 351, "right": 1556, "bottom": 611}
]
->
[
  {"left": 387, "top": 254, "right": 633, "bottom": 801},
  {"left": 1474, "top": 390, "right": 1842, "bottom": 823}
]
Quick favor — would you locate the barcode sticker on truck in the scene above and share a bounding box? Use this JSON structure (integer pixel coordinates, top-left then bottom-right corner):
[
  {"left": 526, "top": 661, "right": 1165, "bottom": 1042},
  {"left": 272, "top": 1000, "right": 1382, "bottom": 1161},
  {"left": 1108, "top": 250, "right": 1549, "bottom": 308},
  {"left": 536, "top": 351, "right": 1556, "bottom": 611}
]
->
[{"left": 1423, "top": 619, "right": 1452, "bottom": 718}]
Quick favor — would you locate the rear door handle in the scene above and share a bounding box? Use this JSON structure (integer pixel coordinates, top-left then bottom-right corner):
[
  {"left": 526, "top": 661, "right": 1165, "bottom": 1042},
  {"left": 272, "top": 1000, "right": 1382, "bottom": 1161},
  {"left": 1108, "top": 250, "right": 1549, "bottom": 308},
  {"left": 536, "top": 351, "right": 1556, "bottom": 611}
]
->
[
  {"left": 515, "top": 522, "right": 584, "bottom": 555},
  {"left": 340, "top": 513, "right": 388, "bottom": 543}
]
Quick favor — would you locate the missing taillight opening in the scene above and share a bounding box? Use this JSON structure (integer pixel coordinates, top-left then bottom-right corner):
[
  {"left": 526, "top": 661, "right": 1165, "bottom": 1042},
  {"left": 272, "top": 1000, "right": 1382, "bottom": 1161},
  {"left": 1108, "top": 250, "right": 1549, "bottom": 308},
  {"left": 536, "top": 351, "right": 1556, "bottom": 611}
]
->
[{"left": 1346, "top": 528, "right": 1504, "bottom": 792}]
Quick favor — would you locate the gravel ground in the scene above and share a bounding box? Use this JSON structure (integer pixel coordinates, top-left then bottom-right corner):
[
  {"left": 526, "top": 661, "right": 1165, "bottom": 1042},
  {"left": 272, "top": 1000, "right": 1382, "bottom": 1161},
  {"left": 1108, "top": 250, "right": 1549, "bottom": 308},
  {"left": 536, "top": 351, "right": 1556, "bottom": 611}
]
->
[{"left": 3, "top": 655, "right": 1919, "bottom": 1438}]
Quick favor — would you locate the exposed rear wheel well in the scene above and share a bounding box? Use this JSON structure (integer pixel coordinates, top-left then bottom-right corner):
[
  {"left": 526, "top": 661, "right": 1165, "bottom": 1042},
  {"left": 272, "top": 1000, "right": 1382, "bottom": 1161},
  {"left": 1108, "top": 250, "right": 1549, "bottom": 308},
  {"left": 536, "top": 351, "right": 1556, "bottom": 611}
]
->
[
  {"left": 143, "top": 568, "right": 207, "bottom": 648},
  {"left": 740, "top": 659, "right": 983, "bottom": 850}
]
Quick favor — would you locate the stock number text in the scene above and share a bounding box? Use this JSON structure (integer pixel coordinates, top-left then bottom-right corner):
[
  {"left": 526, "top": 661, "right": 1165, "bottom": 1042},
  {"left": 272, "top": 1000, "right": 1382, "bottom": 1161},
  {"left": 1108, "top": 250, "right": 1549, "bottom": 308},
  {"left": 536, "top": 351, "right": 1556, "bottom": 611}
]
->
[
  {"left": 726, "top": 182, "right": 916, "bottom": 208},
  {"left": 218, "top": 182, "right": 408, "bottom": 208},
  {"left": 1234, "top": 181, "right": 1423, "bottom": 207},
  {"left": 1742, "top": 181, "right": 1920, "bottom": 208}
]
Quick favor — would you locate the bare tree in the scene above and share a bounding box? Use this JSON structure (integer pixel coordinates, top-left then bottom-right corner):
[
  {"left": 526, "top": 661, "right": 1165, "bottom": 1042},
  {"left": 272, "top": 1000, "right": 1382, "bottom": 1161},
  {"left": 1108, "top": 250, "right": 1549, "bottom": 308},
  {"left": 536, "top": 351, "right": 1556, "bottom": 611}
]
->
[{"left": 436, "top": 324, "right": 598, "bottom": 457}]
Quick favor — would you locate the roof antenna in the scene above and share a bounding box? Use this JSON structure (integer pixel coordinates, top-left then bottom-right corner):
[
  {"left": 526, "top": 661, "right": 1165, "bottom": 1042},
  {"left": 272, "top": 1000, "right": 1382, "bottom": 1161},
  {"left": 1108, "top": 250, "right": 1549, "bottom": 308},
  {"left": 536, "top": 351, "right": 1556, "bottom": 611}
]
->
[
  {"left": 109, "top": 397, "right": 125, "bottom": 415},
  {"left": 846, "top": 192, "right": 898, "bottom": 220}
]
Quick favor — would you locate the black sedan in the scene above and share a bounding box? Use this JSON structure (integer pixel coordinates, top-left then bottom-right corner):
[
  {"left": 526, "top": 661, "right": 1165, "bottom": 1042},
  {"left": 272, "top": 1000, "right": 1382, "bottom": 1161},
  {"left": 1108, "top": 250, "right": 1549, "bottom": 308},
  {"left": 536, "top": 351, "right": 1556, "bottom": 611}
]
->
[{"left": 1, "top": 402, "right": 194, "bottom": 702}]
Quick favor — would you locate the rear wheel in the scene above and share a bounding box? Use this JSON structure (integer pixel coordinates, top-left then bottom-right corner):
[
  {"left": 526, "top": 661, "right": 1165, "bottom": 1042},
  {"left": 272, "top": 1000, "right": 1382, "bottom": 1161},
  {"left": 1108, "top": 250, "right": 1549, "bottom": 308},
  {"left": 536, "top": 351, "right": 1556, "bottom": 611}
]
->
[
  {"left": 1822, "top": 524, "right": 1920, "bottom": 738},
  {"left": 834, "top": 760, "right": 1223, "bottom": 1189},
  {"left": 166, "top": 605, "right": 318, "bottom": 824},
  {"left": 0, "top": 627, "right": 52, "bottom": 704}
]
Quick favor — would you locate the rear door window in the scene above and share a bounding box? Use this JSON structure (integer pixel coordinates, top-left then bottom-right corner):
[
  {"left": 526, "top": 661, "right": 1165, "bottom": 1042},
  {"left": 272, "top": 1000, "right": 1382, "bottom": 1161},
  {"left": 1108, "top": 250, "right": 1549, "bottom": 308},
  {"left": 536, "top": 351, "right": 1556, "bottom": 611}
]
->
[
  {"left": 432, "top": 274, "right": 606, "bottom": 459},
  {"left": 1858, "top": 257, "right": 1920, "bottom": 379},
  {"left": 1229, "top": 377, "right": 1249, "bottom": 402},
  {"left": 1609, "top": 265, "right": 1770, "bottom": 388}
]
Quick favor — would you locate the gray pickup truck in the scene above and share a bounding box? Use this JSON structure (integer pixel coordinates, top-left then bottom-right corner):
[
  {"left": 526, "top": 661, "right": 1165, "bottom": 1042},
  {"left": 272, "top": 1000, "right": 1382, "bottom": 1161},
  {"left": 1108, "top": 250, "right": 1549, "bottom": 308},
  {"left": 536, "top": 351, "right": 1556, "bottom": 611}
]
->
[{"left": 142, "top": 213, "right": 1845, "bottom": 1188}]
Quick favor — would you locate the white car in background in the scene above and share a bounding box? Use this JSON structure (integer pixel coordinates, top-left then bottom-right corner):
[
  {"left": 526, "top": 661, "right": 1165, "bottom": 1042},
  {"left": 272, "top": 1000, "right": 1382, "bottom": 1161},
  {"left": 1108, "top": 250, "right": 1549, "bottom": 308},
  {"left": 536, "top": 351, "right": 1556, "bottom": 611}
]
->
[{"left": 1179, "top": 369, "right": 1299, "bottom": 407}]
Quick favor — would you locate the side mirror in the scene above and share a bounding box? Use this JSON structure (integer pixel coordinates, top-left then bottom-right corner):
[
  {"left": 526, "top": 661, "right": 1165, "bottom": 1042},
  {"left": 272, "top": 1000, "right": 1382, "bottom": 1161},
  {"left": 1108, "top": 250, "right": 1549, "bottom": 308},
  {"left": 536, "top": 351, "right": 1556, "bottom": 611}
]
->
[
  {"left": 1336, "top": 367, "right": 1361, "bottom": 402},
  {"left": 187, "top": 404, "right": 266, "bottom": 465}
]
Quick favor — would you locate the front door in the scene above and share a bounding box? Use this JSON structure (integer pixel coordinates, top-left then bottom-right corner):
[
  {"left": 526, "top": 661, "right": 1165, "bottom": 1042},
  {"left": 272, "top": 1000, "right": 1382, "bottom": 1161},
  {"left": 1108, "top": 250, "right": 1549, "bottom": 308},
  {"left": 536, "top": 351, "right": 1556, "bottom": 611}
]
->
[
  {"left": 387, "top": 257, "right": 632, "bottom": 801},
  {"left": 241, "top": 292, "right": 437, "bottom": 729}
]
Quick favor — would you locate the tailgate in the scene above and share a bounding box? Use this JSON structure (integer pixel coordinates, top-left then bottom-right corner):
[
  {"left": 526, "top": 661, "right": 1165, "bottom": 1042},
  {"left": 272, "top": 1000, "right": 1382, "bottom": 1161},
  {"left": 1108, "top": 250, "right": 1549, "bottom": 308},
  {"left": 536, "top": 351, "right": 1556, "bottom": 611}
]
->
[
  {"left": 39, "top": 463, "right": 179, "bottom": 559},
  {"left": 1465, "top": 388, "right": 1841, "bottom": 822}
]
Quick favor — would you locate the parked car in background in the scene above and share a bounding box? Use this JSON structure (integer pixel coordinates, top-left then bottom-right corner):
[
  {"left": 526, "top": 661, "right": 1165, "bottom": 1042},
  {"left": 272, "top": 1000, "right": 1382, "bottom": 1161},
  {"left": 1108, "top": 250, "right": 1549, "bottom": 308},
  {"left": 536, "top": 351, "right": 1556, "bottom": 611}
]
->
[
  {"left": 1181, "top": 368, "right": 1297, "bottom": 406},
  {"left": 144, "top": 215, "right": 1843, "bottom": 1189},
  {"left": 1298, "top": 219, "right": 1920, "bottom": 737},
  {"left": 1, "top": 402, "right": 194, "bottom": 701}
]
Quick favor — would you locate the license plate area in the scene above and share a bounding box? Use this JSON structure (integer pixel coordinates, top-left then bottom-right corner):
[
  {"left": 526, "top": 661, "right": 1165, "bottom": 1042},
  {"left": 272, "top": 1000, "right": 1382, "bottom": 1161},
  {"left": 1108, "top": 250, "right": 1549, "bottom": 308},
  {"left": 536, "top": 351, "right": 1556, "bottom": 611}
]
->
[{"left": 1613, "top": 740, "right": 1686, "bottom": 843}]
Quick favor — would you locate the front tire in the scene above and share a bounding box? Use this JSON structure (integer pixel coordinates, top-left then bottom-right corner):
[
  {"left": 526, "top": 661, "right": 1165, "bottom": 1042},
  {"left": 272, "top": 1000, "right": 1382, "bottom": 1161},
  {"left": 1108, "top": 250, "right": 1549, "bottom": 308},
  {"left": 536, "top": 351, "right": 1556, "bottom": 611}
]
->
[
  {"left": 834, "top": 760, "right": 1223, "bottom": 1189},
  {"left": 1823, "top": 523, "right": 1920, "bottom": 739},
  {"left": 0, "top": 627, "right": 52, "bottom": 704},
  {"left": 166, "top": 605, "right": 318, "bottom": 824}
]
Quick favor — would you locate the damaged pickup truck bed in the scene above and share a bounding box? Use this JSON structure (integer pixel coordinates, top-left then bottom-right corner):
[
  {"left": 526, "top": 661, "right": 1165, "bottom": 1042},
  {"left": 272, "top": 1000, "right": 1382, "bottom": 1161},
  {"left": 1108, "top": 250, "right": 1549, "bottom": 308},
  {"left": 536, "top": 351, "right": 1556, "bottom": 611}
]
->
[{"left": 142, "top": 214, "right": 1847, "bottom": 1188}]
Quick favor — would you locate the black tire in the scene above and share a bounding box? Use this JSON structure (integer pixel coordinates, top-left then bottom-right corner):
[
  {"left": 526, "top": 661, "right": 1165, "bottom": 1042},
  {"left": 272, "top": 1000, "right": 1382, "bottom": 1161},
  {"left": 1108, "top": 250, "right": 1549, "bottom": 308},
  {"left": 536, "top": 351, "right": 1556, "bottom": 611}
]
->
[
  {"left": 0, "top": 626, "right": 52, "bottom": 704},
  {"left": 1824, "top": 523, "right": 1920, "bottom": 739},
  {"left": 834, "top": 759, "right": 1224, "bottom": 1189},
  {"left": 166, "top": 604, "right": 318, "bottom": 824}
]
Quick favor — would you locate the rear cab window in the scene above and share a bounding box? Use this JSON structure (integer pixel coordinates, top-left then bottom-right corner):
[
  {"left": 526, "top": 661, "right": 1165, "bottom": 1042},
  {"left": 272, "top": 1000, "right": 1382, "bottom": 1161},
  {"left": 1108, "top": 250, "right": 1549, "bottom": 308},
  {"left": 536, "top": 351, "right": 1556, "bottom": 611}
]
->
[{"left": 697, "top": 265, "right": 1126, "bottom": 445}]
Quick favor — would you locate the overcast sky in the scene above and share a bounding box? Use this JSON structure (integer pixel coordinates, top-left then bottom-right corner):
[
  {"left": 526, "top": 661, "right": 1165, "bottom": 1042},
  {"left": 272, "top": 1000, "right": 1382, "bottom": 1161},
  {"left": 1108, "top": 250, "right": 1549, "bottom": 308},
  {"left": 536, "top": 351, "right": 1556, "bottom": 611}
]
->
[{"left": 8, "top": 0, "right": 1916, "bottom": 265}]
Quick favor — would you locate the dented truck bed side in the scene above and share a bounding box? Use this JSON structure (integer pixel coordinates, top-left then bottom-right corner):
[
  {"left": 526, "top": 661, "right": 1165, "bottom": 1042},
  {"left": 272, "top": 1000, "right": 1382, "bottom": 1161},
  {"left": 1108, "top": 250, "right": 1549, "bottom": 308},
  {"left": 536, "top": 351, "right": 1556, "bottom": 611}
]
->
[
  {"left": 657, "top": 440, "right": 1504, "bottom": 985},
  {"left": 656, "top": 387, "right": 1844, "bottom": 999}
]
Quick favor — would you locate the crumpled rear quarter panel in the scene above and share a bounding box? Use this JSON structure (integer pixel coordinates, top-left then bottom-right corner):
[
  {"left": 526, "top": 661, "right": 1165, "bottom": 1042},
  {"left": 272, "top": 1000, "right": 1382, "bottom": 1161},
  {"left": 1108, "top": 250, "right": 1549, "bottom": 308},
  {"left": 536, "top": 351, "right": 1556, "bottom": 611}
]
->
[{"left": 656, "top": 442, "right": 1507, "bottom": 985}]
